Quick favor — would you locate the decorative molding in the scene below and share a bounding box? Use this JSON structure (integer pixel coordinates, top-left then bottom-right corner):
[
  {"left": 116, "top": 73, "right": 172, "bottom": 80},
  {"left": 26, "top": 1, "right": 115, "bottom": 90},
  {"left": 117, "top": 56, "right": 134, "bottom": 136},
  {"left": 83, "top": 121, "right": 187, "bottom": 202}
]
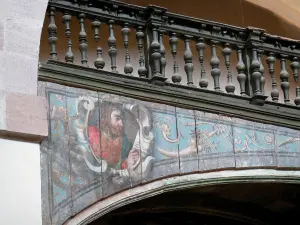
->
[
  {"left": 38, "top": 61, "right": 300, "bottom": 130},
  {"left": 64, "top": 169, "right": 300, "bottom": 225},
  {"left": 49, "top": 0, "right": 300, "bottom": 53}
]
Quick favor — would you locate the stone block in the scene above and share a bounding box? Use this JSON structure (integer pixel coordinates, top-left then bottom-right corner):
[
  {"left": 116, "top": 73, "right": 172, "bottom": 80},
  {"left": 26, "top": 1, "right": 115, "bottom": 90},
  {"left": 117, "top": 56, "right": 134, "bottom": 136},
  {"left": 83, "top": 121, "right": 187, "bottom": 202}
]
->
[
  {"left": 3, "top": 52, "right": 38, "bottom": 95},
  {"left": 6, "top": 92, "right": 48, "bottom": 138},
  {"left": 0, "top": 21, "right": 4, "bottom": 51},
  {"left": 9, "top": 0, "right": 49, "bottom": 23},
  {"left": 5, "top": 18, "right": 41, "bottom": 59}
]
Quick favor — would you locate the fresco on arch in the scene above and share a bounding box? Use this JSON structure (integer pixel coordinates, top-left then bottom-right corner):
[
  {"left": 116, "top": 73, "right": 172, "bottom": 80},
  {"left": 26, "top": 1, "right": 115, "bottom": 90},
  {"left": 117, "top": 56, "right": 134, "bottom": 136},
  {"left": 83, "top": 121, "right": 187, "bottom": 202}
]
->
[{"left": 39, "top": 82, "right": 300, "bottom": 225}]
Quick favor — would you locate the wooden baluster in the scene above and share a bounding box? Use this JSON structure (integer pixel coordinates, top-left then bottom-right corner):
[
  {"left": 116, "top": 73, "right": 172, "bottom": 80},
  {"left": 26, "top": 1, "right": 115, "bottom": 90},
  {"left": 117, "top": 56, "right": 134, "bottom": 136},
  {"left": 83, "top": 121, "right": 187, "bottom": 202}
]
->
[
  {"left": 266, "top": 52, "right": 279, "bottom": 102},
  {"left": 250, "top": 45, "right": 262, "bottom": 95},
  {"left": 159, "top": 31, "right": 166, "bottom": 77},
  {"left": 291, "top": 57, "right": 299, "bottom": 83},
  {"left": 108, "top": 20, "right": 118, "bottom": 73},
  {"left": 279, "top": 54, "right": 290, "bottom": 104},
  {"left": 210, "top": 40, "right": 221, "bottom": 91},
  {"left": 92, "top": 19, "right": 105, "bottom": 69},
  {"left": 150, "top": 27, "right": 161, "bottom": 77},
  {"left": 196, "top": 38, "right": 208, "bottom": 89},
  {"left": 62, "top": 12, "right": 74, "bottom": 63},
  {"left": 184, "top": 35, "right": 194, "bottom": 87},
  {"left": 295, "top": 87, "right": 300, "bottom": 106},
  {"left": 169, "top": 32, "right": 181, "bottom": 84},
  {"left": 222, "top": 43, "right": 235, "bottom": 94},
  {"left": 257, "top": 50, "right": 265, "bottom": 95},
  {"left": 62, "top": 11, "right": 71, "bottom": 39},
  {"left": 121, "top": 23, "right": 133, "bottom": 75},
  {"left": 78, "top": 13, "right": 88, "bottom": 66},
  {"left": 95, "top": 47, "right": 105, "bottom": 70},
  {"left": 136, "top": 26, "right": 147, "bottom": 78},
  {"left": 92, "top": 19, "right": 100, "bottom": 42},
  {"left": 236, "top": 46, "right": 247, "bottom": 96},
  {"left": 48, "top": 7, "right": 57, "bottom": 60},
  {"left": 291, "top": 57, "right": 300, "bottom": 106}
]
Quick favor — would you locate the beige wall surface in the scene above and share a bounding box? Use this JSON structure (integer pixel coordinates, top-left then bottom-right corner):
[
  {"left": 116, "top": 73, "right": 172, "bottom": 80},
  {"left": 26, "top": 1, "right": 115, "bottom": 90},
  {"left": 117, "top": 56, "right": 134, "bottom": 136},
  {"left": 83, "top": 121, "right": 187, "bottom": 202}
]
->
[
  {"left": 121, "top": 0, "right": 300, "bottom": 39},
  {"left": 0, "top": 138, "right": 42, "bottom": 225}
]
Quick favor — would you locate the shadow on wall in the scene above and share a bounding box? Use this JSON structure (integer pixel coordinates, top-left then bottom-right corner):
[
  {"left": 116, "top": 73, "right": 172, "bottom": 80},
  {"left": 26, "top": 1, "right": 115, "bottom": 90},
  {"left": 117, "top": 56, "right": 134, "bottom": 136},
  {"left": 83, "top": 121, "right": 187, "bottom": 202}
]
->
[
  {"left": 120, "top": 0, "right": 300, "bottom": 40},
  {"left": 39, "top": 81, "right": 300, "bottom": 225}
]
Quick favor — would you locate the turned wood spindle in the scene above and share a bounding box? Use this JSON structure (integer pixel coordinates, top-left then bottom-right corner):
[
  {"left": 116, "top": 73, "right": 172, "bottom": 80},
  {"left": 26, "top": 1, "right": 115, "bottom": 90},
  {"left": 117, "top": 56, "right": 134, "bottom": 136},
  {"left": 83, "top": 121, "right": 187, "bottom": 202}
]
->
[
  {"left": 266, "top": 52, "right": 279, "bottom": 102},
  {"left": 169, "top": 32, "right": 181, "bottom": 84},
  {"left": 222, "top": 43, "right": 235, "bottom": 94},
  {"left": 159, "top": 31, "right": 166, "bottom": 77},
  {"left": 62, "top": 12, "right": 74, "bottom": 63},
  {"left": 210, "top": 40, "right": 221, "bottom": 91},
  {"left": 196, "top": 38, "right": 208, "bottom": 89},
  {"left": 184, "top": 35, "right": 194, "bottom": 87},
  {"left": 279, "top": 54, "right": 290, "bottom": 104},
  {"left": 150, "top": 27, "right": 162, "bottom": 77},
  {"left": 295, "top": 87, "right": 300, "bottom": 106},
  {"left": 136, "top": 26, "right": 147, "bottom": 78},
  {"left": 121, "top": 23, "right": 133, "bottom": 75},
  {"left": 236, "top": 46, "right": 247, "bottom": 96},
  {"left": 48, "top": 7, "right": 57, "bottom": 60},
  {"left": 257, "top": 50, "right": 265, "bottom": 95},
  {"left": 150, "top": 27, "right": 162, "bottom": 76},
  {"left": 92, "top": 19, "right": 105, "bottom": 69},
  {"left": 291, "top": 57, "right": 300, "bottom": 106},
  {"left": 78, "top": 13, "right": 88, "bottom": 66},
  {"left": 108, "top": 20, "right": 118, "bottom": 73},
  {"left": 250, "top": 46, "right": 262, "bottom": 95},
  {"left": 291, "top": 57, "right": 299, "bottom": 83}
]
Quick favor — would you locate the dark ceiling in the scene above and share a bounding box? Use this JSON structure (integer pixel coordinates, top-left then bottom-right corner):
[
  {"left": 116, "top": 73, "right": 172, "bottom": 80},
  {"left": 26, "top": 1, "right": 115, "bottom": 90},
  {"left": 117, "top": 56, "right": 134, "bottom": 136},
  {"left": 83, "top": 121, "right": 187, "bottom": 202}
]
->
[{"left": 90, "top": 183, "right": 300, "bottom": 225}]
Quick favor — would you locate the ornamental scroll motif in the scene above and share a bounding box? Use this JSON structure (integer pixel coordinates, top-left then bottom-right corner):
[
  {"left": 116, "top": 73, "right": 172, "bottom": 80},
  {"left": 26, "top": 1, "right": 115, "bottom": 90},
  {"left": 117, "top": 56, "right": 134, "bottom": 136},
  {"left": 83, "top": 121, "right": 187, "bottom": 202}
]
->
[{"left": 40, "top": 82, "right": 300, "bottom": 225}]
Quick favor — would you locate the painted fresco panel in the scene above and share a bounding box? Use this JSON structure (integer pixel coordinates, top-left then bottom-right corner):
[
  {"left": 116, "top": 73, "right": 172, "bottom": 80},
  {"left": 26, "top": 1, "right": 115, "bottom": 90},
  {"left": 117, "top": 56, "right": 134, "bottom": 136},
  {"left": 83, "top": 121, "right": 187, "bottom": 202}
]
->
[
  {"left": 142, "top": 101, "right": 180, "bottom": 182},
  {"left": 196, "top": 112, "right": 235, "bottom": 171},
  {"left": 233, "top": 118, "right": 276, "bottom": 168},
  {"left": 39, "top": 81, "right": 300, "bottom": 225},
  {"left": 65, "top": 86, "right": 102, "bottom": 215},
  {"left": 100, "top": 94, "right": 143, "bottom": 198},
  {"left": 176, "top": 108, "right": 198, "bottom": 173},
  {"left": 46, "top": 83, "right": 72, "bottom": 225},
  {"left": 275, "top": 126, "right": 300, "bottom": 168}
]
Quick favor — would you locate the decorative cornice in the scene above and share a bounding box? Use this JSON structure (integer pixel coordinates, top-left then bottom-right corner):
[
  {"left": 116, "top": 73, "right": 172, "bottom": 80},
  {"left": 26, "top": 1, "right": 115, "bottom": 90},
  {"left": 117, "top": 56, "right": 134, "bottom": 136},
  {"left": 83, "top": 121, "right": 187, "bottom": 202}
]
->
[{"left": 38, "top": 61, "right": 300, "bottom": 130}]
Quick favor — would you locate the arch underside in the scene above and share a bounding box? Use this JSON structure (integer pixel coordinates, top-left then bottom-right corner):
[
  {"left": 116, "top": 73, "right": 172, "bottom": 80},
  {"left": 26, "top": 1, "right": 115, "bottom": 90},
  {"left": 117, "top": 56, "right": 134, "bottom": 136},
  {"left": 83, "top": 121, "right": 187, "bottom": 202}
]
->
[
  {"left": 65, "top": 170, "right": 300, "bottom": 225},
  {"left": 92, "top": 181, "right": 300, "bottom": 225}
]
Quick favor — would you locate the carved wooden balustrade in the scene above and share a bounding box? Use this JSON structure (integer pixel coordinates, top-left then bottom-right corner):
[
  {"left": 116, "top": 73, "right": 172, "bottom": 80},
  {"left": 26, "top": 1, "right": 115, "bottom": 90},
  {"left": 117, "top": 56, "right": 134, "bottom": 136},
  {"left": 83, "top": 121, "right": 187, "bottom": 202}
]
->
[{"left": 39, "top": 0, "right": 300, "bottom": 129}]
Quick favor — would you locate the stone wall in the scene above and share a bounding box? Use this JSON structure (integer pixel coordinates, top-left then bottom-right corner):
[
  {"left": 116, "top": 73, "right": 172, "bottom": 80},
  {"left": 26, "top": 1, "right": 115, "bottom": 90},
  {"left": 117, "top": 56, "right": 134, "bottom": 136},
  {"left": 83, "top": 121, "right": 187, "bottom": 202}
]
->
[{"left": 0, "top": 0, "right": 48, "bottom": 225}]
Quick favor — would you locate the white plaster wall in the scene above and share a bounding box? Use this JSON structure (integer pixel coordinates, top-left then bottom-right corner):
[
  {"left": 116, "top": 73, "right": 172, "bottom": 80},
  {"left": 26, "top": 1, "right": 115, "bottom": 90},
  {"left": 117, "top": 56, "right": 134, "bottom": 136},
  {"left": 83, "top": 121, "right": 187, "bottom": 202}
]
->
[{"left": 0, "top": 138, "right": 42, "bottom": 225}]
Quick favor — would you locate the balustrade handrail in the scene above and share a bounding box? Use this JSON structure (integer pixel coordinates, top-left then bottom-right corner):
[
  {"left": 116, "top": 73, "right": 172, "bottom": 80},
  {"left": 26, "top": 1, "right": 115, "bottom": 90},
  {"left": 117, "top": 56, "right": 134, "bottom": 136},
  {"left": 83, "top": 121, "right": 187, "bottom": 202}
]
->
[
  {"left": 48, "top": 0, "right": 300, "bottom": 48},
  {"left": 44, "top": 0, "right": 300, "bottom": 110}
]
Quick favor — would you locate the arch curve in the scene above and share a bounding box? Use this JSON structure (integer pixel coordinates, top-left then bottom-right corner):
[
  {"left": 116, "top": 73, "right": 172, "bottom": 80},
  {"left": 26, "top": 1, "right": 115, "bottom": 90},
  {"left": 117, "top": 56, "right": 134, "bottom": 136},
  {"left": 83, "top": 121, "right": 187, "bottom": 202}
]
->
[{"left": 65, "top": 169, "right": 300, "bottom": 225}]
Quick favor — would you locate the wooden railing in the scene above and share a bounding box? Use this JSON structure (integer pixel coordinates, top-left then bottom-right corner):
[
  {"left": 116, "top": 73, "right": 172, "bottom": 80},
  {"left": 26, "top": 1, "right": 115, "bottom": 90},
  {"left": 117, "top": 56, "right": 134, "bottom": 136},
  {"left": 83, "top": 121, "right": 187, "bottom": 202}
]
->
[{"left": 40, "top": 0, "right": 300, "bottom": 128}]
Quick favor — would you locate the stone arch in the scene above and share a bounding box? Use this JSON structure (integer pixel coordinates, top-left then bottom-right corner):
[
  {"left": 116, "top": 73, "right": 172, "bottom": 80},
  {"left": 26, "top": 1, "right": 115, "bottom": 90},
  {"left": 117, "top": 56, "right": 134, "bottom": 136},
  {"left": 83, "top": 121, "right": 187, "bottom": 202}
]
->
[
  {"left": 34, "top": 1, "right": 300, "bottom": 225},
  {"left": 64, "top": 170, "right": 300, "bottom": 225}
]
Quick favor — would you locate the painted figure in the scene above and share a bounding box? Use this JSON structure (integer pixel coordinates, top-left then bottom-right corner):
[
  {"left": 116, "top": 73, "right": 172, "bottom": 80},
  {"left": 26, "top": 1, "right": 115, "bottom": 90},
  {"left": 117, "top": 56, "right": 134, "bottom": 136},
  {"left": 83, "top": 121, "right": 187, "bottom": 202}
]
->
[
  {"left": 72, "top": 95, "right": 154, "bottom": 185},
  {"left": 88, "top": 101, "right": 140, "bottom": 170}
]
